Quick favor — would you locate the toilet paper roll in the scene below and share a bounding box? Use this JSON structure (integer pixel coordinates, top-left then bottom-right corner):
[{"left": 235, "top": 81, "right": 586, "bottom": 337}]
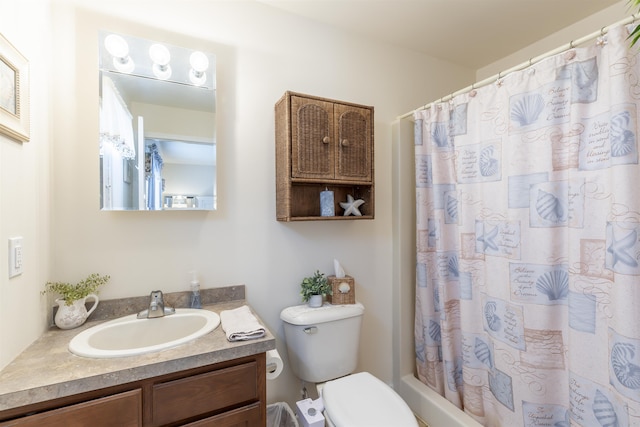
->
[{"left": 266, "top": 349, "right": 284, "bottom": 380}]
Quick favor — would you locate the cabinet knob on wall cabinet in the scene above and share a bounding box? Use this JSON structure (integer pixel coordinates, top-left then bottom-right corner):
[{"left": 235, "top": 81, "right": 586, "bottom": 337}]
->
[
  {"left": 340, "top": 139, "right": 349, "bottom": 147},
  {"left": 322, "top": 136, "right": 330, "bottom": 144}
]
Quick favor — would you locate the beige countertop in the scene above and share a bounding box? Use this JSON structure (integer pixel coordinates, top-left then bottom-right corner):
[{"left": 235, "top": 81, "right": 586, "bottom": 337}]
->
[{"left": 0, "top": 292, "right": 275, "bottom": 412}]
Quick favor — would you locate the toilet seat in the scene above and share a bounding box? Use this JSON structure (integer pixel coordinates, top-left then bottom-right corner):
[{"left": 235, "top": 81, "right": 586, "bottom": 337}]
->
[{"left": 322, "top": 372, "right": 418, "bottom": 427}]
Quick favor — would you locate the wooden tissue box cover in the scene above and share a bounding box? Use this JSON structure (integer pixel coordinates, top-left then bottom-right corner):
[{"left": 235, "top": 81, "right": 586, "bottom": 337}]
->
[{"left": 327, "top": 275, "right": 356, "bottom": 305}]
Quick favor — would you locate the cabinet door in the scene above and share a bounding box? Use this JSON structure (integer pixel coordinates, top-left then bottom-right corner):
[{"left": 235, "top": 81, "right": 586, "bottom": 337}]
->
[
  {"left": 334, "top": 103, "right": 372, "bottom": 182},
  {"left": 0, "top": 389, "right": 142, "bottom": 427},
  {"left": 291, "top": 96, "right": 334, "bottom": 179}
]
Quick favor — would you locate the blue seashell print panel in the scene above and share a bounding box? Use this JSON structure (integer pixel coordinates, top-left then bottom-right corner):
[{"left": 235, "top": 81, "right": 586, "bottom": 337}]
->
[
  {"left": 510, "top": 263, "right": 569, "bottom": 305},
  {"left": 579, "top": 108, "right": 638, "bottom": 171},
  {"left": 592, "top": 389, "right": 619, "bottom": 427},
  {"left": 449, "top": 103, "right": 468, "bottom": 136},
  {"left": 529, "top": 181, "right": 569, "bottom": 228},
  {"left": 556, "top": 57, "right": 598, "bottom": 104},
  {"left": 511, "top": 93, "right": 545, "bottom": 127},
  {"left": 569, "top": 291, "right": 596, "bottom": 334},
  {"left": 475, "top": 220, "right": 521, "bottom": 259},
  {"left": 431, "top": 122, "right": 451, "bottom": 148},
  {"left": 416, "top": 262, "right": 428, "bottom": 288},
  {"left": 569, "top": 372, "right": 629, "bottom": 427},
  {"left": 508, "top": 173, "right": 549, "bottom": 209},
  {"left": 414, "top": 118, "right": 424, "bottom": 146},
  {"left": 489, "top": 368, "right": 514, "bottom": 411},
  {"left": 459, "top": 271, "right": 473, "bottom": 300},
  {"left": 427, "top": 218, "right": 438, "bottom": 248},
  {"left": 444, "top": 191, "right": 459, "bottom": 224},
  {"left": 457, "top": 141, "right": 502, "bottom": 184},
  {"left": 605, "top": 222, "right": 640, "bottom": 275},
  {"left": 610, "top": 110, "right": 636, "bottom": 158},
  {"left": 473, "top": 336, "right": 494, "bottom": 369},
  {"left": 483, "top": 297, "right": 526, "bottom": 350},
  {"left": 445, "top": 357, "right": 464, "bottom": 392},
  {"left": 521, "top": 402, "right": 570, "bottom": 427},
  {"left": 609, "top": 329, "right": 640, "bottom": 402},
  {"left": 415, "top": 155, "right": 433, "bottom": 188}
]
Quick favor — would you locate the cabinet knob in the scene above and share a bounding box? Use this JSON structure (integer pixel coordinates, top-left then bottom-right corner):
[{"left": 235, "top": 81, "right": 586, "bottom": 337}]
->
[
  {"left": 340, "top": 139, "right": 349, "bottom": 147},
  {"left": 322, "top": 136, "right": 330, "bottom": 144}
]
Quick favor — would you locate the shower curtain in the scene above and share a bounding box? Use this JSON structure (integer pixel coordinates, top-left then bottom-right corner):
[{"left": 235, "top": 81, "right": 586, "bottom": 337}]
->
[
  {"left": 414, "top": 24, "right": 640, "bottom": 427},
  {"left": 146, "top": 143, "right": 164, "bottom": 210}
]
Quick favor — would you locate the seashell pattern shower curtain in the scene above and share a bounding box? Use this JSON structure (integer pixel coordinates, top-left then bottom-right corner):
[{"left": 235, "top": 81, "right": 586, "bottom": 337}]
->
[{"left": 414, "top": 23, "right": 640, "bottom": 427}]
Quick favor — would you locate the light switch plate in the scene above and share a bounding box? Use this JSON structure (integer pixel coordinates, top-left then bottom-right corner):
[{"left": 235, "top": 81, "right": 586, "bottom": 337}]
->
[{"left": 9, "top": 237, "right": 23, "bottom": 278}]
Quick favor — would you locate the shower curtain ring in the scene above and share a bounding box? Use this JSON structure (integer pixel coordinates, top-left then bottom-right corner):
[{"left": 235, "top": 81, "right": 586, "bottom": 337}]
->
[{"left": 570, "top": 40, "right": 575, "bottom": 49}]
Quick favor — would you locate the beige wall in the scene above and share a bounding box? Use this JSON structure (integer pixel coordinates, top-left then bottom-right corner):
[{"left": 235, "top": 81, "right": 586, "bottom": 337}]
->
[{"left": 0, "top": 0, "right": 52, "bottom": 369}]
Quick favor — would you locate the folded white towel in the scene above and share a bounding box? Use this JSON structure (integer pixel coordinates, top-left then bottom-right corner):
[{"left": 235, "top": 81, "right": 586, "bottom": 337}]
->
[{"left": 220, "top": 305, "right": 266, "bottom": 341}]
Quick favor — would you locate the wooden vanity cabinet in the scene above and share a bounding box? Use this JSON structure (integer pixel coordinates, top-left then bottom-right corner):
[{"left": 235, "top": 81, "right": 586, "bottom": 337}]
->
[
  {"left": 276, "top": 91, "right": 374, "bottom": 221},
  {"left": 0, "top": 353, "right": 266, "bottom": 427}
]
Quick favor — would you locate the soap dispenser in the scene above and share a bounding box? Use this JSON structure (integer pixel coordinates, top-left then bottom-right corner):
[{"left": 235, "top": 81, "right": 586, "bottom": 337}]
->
[{"left": 190, "top": 271, "right": 202, "bottom": 309}]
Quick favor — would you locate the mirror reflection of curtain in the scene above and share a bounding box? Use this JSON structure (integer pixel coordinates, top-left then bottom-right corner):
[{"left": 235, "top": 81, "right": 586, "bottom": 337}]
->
[
  {"left": 99, "top": 76, "right": 135, "bottom": 158},
  {"left": 146, "top": 143, "right": 164, "bottom": 210},
  {"left": 100, "top": 76, "right": 135, "bottom": 209}
]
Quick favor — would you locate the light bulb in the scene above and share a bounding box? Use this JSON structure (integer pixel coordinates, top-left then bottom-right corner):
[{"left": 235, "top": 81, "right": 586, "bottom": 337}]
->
[
  {"left": 189, "top": 51, "right": 209, "bottom": 86},
  {"left": 104, "top": 34, "right": 134, "bottom": 73},
  {"left": 149, "top": 44, "right": 172, "bottom": 80}
]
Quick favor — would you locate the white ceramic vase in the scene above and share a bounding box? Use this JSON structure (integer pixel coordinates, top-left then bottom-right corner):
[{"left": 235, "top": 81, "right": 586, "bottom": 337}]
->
[
  {"left": 54, "top": 293, "right": 99, "bottom": 330},
  {"left": 308, "top": 294, "right": 323, "bottom": 308}
]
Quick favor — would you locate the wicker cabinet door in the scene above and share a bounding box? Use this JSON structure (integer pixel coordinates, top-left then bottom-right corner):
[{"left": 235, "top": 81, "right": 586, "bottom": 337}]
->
[
  {"left": 291, "top": 96, "right": 335, "bottom": 179},
  {"left": 334, "top": 103, "right": 372, "bottom": 182}
]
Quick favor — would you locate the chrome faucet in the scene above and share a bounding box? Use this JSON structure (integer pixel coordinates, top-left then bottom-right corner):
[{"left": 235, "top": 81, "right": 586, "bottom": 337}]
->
[{"left": 137, "top": 290, "right": 175, "bottom": 319}]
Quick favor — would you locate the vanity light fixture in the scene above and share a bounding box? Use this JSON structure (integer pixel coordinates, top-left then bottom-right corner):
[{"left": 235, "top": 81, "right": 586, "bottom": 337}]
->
[
  {"left": 189, "top": 51, "right": 209, "bottom": 86},
  {"left": 149, "top": 43, "right": 172, "bottom": 80},
  {"left": 104, "top": 34, "right": 134, "bottom": 74}
]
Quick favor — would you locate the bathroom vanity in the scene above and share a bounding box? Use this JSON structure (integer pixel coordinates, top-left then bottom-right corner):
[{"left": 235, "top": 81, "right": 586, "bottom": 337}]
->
[{"left": 0, "top": 294, "right": 274, "bottom": 426}]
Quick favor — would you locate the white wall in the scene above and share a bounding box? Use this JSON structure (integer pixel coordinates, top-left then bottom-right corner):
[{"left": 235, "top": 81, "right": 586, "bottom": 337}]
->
[
  {"left": 42, "top": 0, "right": 473, "bottom": 407},
  {"left": 0, "top": 0, "right": 52, "bottom": 369}
]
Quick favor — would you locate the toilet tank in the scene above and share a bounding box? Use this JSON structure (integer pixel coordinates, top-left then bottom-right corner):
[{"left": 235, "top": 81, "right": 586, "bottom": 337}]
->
[{"left": 280, "top": 303, "right": 364, "bottom": 383}]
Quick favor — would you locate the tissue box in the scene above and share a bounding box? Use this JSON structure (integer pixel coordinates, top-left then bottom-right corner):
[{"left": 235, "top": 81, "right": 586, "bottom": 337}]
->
[
  {"left": 296, "top": 398, "right": 325, "bottom": 427},
  {"left": 326, "top": 275, "right": 356, "bottom": 305}
]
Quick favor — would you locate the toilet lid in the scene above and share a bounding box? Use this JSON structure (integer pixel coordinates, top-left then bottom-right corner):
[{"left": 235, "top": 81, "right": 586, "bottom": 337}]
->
[{"left": 322, "top": 372, "right": 418, "bottom": 427}]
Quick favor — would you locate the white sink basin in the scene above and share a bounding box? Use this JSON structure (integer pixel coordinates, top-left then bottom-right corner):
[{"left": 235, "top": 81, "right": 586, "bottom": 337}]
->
[{"left": 69, "top": 308, "right": 220, "bottom": 358}]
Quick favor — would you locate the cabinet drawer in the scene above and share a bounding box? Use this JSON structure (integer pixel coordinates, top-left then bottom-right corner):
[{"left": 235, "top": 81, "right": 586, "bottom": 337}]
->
[
  {"left": 152, "top": 361, "right": 258, "bottom": 426},
  {"left": 0, "top": 389, "right": 142, "bottom": 427},
  {"left": 181, "top": 402, "right": 262, "bottom": 427}
]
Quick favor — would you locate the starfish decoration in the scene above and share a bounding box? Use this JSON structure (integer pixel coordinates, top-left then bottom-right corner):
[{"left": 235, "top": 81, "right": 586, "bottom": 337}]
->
[
  {"left": 607, "top": 229, "right": 638, "bottom": 268},
  {"left": 477, "top": 225, "right": 499, "bottom": 251},
  {"left": 340, "top": 194, "right": 365, "bottom": 216}
]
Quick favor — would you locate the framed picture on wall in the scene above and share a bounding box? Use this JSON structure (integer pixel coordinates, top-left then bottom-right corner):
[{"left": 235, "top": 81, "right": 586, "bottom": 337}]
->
[{"left": 0, "top": 32, "right": 30, "bottom": 143}]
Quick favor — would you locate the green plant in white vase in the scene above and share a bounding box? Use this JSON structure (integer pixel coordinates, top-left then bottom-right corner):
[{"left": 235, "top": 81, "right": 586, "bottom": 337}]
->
[
  {"left": 300, "top": 270, "right": 332, "bottom": 308},
  {"left": 42, "top": 273, "right": 110, "bottom": 329}
]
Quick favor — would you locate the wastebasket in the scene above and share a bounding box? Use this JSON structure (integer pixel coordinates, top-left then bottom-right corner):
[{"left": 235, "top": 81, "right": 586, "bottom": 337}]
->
[{"left": 267, "top": 402, "right": 299, "bottom": 427}]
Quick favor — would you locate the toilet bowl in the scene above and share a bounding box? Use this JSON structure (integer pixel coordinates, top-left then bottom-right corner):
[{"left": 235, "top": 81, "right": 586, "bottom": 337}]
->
[
  {"left": 280, "top": 303, "right": 417, "bottom": 427},
  {"left": 321, "top": 372, "right": 418, "bottom": 427}
]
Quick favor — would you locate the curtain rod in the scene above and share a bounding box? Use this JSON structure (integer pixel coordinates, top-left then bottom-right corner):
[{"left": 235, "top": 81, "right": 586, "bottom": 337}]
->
[{"left": 398, "top": 14, "right": 637, "bottom": 120}]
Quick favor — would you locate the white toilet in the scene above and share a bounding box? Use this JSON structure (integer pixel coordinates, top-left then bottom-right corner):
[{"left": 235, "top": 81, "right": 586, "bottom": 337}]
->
[{"left": 280, "top": 302, "right": 418, "bottom": 427}]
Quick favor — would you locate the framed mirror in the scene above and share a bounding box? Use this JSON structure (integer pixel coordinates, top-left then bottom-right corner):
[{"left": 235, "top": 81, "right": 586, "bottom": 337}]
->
[{"left": 99, "top": 31, "right": 216, "bottom": 210}]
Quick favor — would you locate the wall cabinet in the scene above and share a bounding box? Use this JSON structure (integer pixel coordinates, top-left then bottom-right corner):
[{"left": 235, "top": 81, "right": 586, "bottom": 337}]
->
[
  {"left": 0, "top": 354, "right": 266, "bottom": 427},
  {"left": 276, "top": 91, "right": 374, "bottom": 221}
]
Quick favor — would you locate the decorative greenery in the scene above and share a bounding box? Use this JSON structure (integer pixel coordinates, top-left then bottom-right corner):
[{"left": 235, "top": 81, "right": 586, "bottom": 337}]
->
[
  {"left": 629, "top": 0, "right": 640, "bottom": 46},
  {"left": 300, "top": 270, "right": 332, "bottom": 302},
  {"left": 42, "top": 273, "right": 110, "bottom": 305}
]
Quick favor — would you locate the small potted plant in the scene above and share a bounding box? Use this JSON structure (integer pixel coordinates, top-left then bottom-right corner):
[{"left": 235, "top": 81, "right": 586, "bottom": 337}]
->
[
  {"left": 42, "top": 273, "right": 110, "bottom": 329},
  {"left": 300, "top": 270, "right": 332, "bottom": 308}
]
